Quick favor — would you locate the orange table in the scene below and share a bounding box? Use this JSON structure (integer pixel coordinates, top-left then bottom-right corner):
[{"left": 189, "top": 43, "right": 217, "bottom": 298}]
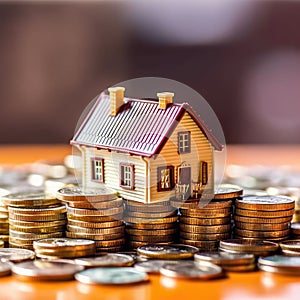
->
[{"left": 0, "top": 144, "right": 300, "bottom": 300}]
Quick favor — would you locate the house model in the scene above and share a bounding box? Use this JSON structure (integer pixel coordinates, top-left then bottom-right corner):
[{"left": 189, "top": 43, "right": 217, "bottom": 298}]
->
[{"left": 71, "top": 87, "right": 223, "bottom": 203}]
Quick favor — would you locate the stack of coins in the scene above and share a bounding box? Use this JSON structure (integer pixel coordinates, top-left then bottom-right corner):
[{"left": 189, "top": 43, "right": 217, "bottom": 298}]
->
[
  {"left": 124, "top": 200, "right": 178, "bottom": 250},
  {"left": 194, "top": 252, "right": 256, "bottom": 272},
  {"left": 57, "top": 187, "right": 125, "bottom": 253},
  {"left": 219, "top": 239, "right": 279, "bottom": 257},
  {"left": 172, "top": 185, "right": 242, "bottom": 251},
  {"left": 33, "top": 238, "right": 96, "bottom": 259},
  {"left": 234, "top": 195, "right": 294, "bottom": 242},
  {"left": 3, "top": 191, "right": 66, "bottom": 250}
]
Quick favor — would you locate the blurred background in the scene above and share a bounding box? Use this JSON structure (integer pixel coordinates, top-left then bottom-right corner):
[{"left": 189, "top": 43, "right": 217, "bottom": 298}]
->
[{"left": 1, "top": 0, "right": 300, "bottom": 144}]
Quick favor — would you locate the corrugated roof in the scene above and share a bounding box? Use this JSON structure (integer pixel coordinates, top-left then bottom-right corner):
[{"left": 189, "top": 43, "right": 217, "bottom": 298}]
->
[{"left": 71, "top": 93, "right": 223, "bottom": 157}]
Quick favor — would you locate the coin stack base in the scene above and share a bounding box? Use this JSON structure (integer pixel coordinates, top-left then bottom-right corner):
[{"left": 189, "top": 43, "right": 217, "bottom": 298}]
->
[
  {"left": 234, "top": 196, "right": 295, "bottom": 242},
  {"left": 57, "top": 187, "right": 125, "bottom": 253},
  {"left": 124, "top": 200, "right": 178, "bottom": 250}
]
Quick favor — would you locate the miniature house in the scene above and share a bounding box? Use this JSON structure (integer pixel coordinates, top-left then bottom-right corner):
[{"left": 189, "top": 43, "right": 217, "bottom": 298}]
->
[{"left": 71, "top": 87, "right": 223, "bottom": 203}]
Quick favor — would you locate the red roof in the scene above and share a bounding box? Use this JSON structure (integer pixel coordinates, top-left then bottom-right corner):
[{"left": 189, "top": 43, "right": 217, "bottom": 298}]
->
[{"left": 71, "top": 93, "right": 223, "bottom": 157}]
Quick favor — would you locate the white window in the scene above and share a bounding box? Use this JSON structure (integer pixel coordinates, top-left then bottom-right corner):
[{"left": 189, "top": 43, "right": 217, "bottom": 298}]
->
[
  {"left": 92, "top": 159, "right": 104, "bottom": 182},
  {"left": 178, "top": 131, "right": 191, "bottom": 153},
  {"left": 120, "top": 164, "right": 134, "bottom": 190}
]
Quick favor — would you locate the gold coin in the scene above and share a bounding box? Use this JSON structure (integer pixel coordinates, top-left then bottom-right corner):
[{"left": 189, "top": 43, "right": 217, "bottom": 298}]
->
[
  {"left": 124, "top": 215, "right": 178, "bottom": 224},
  {"left": 67, "top": 225, "right": 124, "bottom": 235},
  {"left": 9, "top": 219, "right": 66, "bottom": 228},
  {"left": 281, "top": 249, "right": 300, "bottom": 256},
  {"left": 66, "top": 198, "right": 123, "bottom": 209},
  {"left": 126, "top": 205, "right": 174, "bottom": 213},
  {"left": 68, "top": 213, "right": 123, "bottom": 222},
  {"left": 66, "top": 206, "right": 123, "bottom": 216},
  {"left": 279, "top": 240, "right": 300, "bottom": 252},
  {"left": 67, "top": 219, "right": 123, "bottom": 229},
  {"left": 235, "top": 222, "right": 289, "bottom": 231},
  {"left": 180, "top": 223, "right": 231, "bottom": 234},
  {"left": 8, "top": 205, "right": 66, "bottom": 215},
  {"left": 9, "top": 243, "right": 34, "bottom": 250},
  {"left": 171, "top": 198, "right": 232, "bottom": 209},
  {"left": 9, "top": 230, "right": 65, "bottom": 240},
  {"left": 94, "top": 238, "right": 125, "bottom": 248},
  {"left": 222, "top": 263, "right": 256, "bottom": 272},
  {"left": 10, "top": 225, "right": 65, "bottom": 234},
  {"left": 180, "top": 216, "right": 231, "bottom": 226},
  {"left": 127, "top": 235, "right": 175, "bottom": 243},
  {"left": 235, "top": 196, "right": 295, "bottom": 211},
  {"left": 234, "top": 228, "right": 290, "bottom": 238},
  {"left": 178, "top": 238, "right": 219, "bottom": 250},
  {"left": 125, "top": 228, "right": 177, "bottom": 236},
  {"left": 9, "top": 213, "right": 67, "bottom": 222},
  {"left": 0, "top": 228, "right": 9, "bottom": 235},
  {"left": 124, "top": 200, "right": 170, "bottom": 207},
  {"left": 126, "top": 222, "right": 176, "bottom": 230},
  {"left": 180, "top": 231, "right": 230, "bottom": 241},
  {"left": 35, "top": 249, "right": 95, "bottom": 259},
  {"left": 235, "top": 208, "right": 294, "bottom": 218},
  {"left": 219, "top": 239, "right": 279, "bottom": 253},
  {"left": 214, "top": 184, "right": 243, "bottom": 199},
  {"left": 127, "top": 241, "right": 173, "bottom": 250},
  {"left": 291, "top": 223, "right": 300, "bottom": 235},
  {"left": 179, "top": 208, "right": 231, "bottom": 218},
  {"left": 125, "top": 211, "right": 176, "bottom": 218},
  {"left": 33, "top": 238, "right": 95, "bottom": 251},
  {"left": 234, "top": 235, "right": 289, "bottom": 242},
  {"left": 56, "top": 187, "right": 117, "bottom": 202},
  {"left": 95, "top": 246, "right": 124, "bottom": 253},
  {"left": 233, "top": 215, "right": 293, "bottom": 224},
  {"left": 66, "top": 231, "right": 124, "bottom": 241}
]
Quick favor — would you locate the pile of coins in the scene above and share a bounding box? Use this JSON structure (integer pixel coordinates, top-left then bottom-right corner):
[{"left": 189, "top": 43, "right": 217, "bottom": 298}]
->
[
  {"left": 171, "top": 185, "right": 242, "bottom": 251},
  {"left": 124, "top": 200, "right": 178, "bottom": 250},
  {"left": 195, "top": 252, "right": 256, "bottom": 272},
  {"left": 2, "top": 191, "right": 66, "bottom": 250},
  {"left": 233, "top": 195, "right": 294, "bottom": 241},
  {"left": 57, "top": 187, "right": 125, "bottom": 253},
  {"left": 33, "top": 238, "right": 95, "bottom": 259},
  {"left": 219, "top": 239, "right": 279, "bottom": 257}
]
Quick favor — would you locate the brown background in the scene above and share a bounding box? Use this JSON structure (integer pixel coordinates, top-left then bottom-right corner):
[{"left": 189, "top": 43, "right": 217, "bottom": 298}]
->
[{"left": 1, "top": 0, "right": 300, "bottom": 144}]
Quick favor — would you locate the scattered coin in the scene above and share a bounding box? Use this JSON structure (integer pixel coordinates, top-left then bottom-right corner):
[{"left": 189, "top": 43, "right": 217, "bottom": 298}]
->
[
  {"left": 134, "top": 260, "right": 178, "bottom": 274},
  {"left": 75, "top": 267, "right": 149, "bottom": 285},
  {"left": 279, "top": 240, "right": 300, "bottom": 252},
  {"left": 75, "top": 254, "right": 134, "bottom": 268},
  {"left": 0, "top": 248, "right": 35, "bottom": 262},
  {"left": 0, "top": 261, "right": 12, "bottom": 277}
]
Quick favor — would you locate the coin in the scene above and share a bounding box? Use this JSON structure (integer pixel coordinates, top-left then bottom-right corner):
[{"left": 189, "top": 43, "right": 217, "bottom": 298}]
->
[
  {"left": 180, "top": 216, "right": 231, "bottom": 226},
  {"left": 258, "top": 255, "right": 300, "bottom": 269},
  {"left": 9, "top": 213, "right": 67, "bottom": 222},
  {"left": 67, "top": 225, "right": 124, "bottom": 235},
  {"left": 126, "top": 205, "right": 174, "bottom": 213},
  {"left": 171, "top": 198, "right": 232, "bottom": 209},
  {"left": 179, "top": 208, "right": 231, "bottom": 218},
  {"left": 160, "top": 261, "right": 223, "bottom": 279},
  {"left": 214, "top": 184, "right": 243, "bottom": 199},
  {"left": 75, "top": 267, "right": 149, "bottom": 285},
  {"left": 180, "top": 231, "right": 230, "bottom": 241},
  {"left": 234, "top": 215, "right": 293, "bottom": 224},
  {"left": 134, "top": 260, "right": 178, "bottom": 274},
  {"left": 10, "top": 225, "right": 65, "bottom": 234},
  {"left": 180, "top": 224, "right": 231, "bottom": 234},
  {"left": 35, "top": 249, "right": 95, "bottom": 259},
  {"left": 66, "top": 231, "right": 123, "bottom": 241},
  {"left": 258, "top": 264, "right": 300, "bottom": 275},
  {"left": 128, "top": 235, "right": 175, "bottom": 243},
  {"left": 75, "top": 254, "right": 134, "bottom": 267},
  {"left": 57, "top": 187, "right": 117, "bottom": 202},
  {"left": 124, "top": 200, "right": 170, "bottom": 207},
  {"left": 8, "top": 205, "right": 66, "bottom": 215},
  {"left": 125, "top": 211, "right": 175, "bottom": 218},
  {"left": 2, "top": 191, "right": 60, "bottom": 207},
  {"left": 234, "top": 228, "right": 290, "bottom": 238},
  {"left": 9, "top": 230, "right": 65, "bottom": 240},
  {"left": 125, "top": 228, "right": 177, "bottom": 236},
  {"left": 281, "top": 249, "right": 300, "bottom": 256},
  {"left": 33, "top": 238, "right": 95, "bottom": 251},
  {"left": 95, "top": 246, "right": 124, "bottom": 253},
  {"left": 235, "top": 208, "right": 294, "bottom": 218},
  {"left": 9, "top": 219, "right": 66, "bottom": 228},
  {"left": 279, "top": 240, "right": 300, "bottom": 252},
  {"left": 291, "top": 223, "right": 300, "bottom": 235},
  {"left": 219, "top": 239, "right": 279, "bottom": 253},
  {"left": 0, "top": 261, "right": 12, "bottom": 277},
  {"left": 126, "top": 241, "right": 173, "bottom": 250},
  {"left": 234, "top": 222, "right": 289, "bottom": 231},
  {"left": 124, "top": 216, "right": 178, "bottom": 224},
  {"left": 222, "top": 264, "right": 256, "bottom": 272},
  {"left": 68, "top": 214, "right": 123, "bottom": 222},
  {"left": 194, "top": 252, "right": 255, "bottom": 265},
  {"left": 67, "top": 219, "right": 123, "bottom": 229},
  {"left": 94, "top": 239, "right": 125, "bottom": 248},
  {"left": 178, "top": 239, "right": 219, "bottom": 250},
  {"left": 137, "top": 244, "right": 198, "bottom": 259},
  {"left": 0, "top": 248, "right": 35, "bottom": 262},
  {"left": 12, "top": 261, "right": 84, "bottom": 281},
  {"left": 126, "top": 222, "right": 176, "bottom": 230},
  {"left": 236, "top": 196, "right": 295, "bottom": 211},
  {"left": 67, "top": 198, "right": 123, "bottom": 210}
]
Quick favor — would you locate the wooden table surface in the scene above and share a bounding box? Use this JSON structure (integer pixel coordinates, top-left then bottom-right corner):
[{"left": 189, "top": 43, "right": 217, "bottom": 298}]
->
[{"left": 0, "top": 144, "right": 300, "bottom": 300}]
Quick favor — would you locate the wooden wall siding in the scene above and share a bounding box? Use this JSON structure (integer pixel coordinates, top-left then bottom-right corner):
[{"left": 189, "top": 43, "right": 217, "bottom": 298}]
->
[
  {"left": 149, "top": 111, "right": 214, "bottom": 202},
  {"left": 83, "top": 147, "right": 147, "bottom": 202}
]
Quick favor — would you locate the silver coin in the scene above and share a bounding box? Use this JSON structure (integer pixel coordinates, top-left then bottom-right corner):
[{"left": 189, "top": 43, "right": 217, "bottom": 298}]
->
[
  {"left": 75, "top": 254, "right": 134, "bottom": 267},
  {"left": 137, "top": 244, "right": 198, "bottom": 259},
  {"left": 258, "top": 264, "right": 300, "bottom": 276},
  {"left": 57, "top": 187, "right": 116, "bottom": 197},
  {"left": 0, "top": 261, "right": 12, "bottom": 277},
  {"left": 34, "top": 238, "right": 95, "bottom": 249},
  {"left": 75, "top": 267, "right": 148, "bottom": 285},
  {"left": 237, "top": 195, "right": 295, "bottom": 205},
  {"left": 160, "top": 261, "right": 223, "bottom": 279},
  {"left": 258, "top": 255, "right": 300, "bottom": 269},
  {"left": 2, "top": 191, "right": 54, "bottom": 201},
  {"left": 194, "top": 252, "right": 255, "bottom": 266},
  {"left": 12, "top": 261, "right": 84, "bottom": 281},
  {"left": 134, "top": 260, "right": 178, "bottom": 274},
  {"left": 0, "top": 248, "right": 35, "bottom": 263}
]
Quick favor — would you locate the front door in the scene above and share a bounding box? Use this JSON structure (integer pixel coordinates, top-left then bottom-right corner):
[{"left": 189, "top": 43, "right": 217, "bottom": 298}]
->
[{"left": 179, "top": 166, "right": 191, "bottom": 199}]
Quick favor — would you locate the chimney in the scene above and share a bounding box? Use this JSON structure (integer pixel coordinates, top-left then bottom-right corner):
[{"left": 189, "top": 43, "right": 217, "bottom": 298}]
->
[
  {"left": 108, "top": 86, "right": 125, "bottom": 116},
  {"left": 157, "top": 92, "right": 174, "bottom": 109}
]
